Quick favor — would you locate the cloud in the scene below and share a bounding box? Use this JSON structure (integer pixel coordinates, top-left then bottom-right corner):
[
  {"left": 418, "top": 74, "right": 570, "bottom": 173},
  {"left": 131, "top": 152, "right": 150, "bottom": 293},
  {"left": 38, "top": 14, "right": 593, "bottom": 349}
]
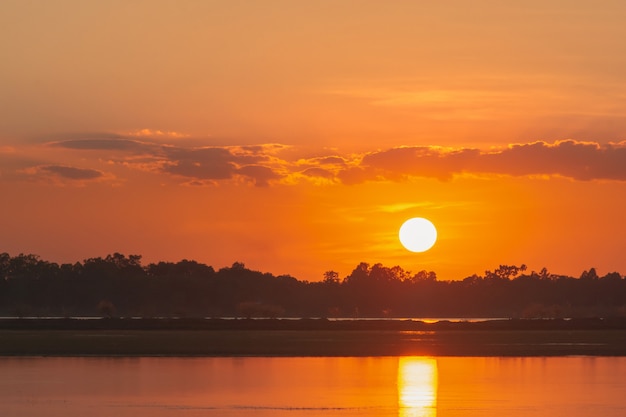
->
[
  {"left": 39, "top": 165, "right": 104, "bottom": 180},
  {"left": 340, "top": 140, "right": 626, "bottom": 183},
  {"left": 162, "top": 147, "right": 238, "bottom": 180},
  {"left": 481, "top": 140, "right": 626, "bottom": 181},
  {"left": 124, "top": 128, "right": 189, "bottom": 138},
  {"left": 302, "top": 155, "right": 348, "bottom": 166},
  {"left": 361, "top": 146, "right": 476, "bottom": 181},
  {"left": 32, "top": 134, "right": 626, "bottom": 187},
  {"left": 50, "top": 138, "right": 155, "bottom": 153},
  {"left": 293, "top": 154, "right": 350, "bottom": 183},
  {"left": 238, "top": 143, "right": 291, "bottom": 155},
  {"left": 40, "top": 135, "right": 290, "bottom": 186},
  {"left": 300, "top": 167, "right": 335, "bottom": 179},
  {"left": 161, "top": 146, "right": 284, "bottom": 186},
  {"left": 237, "top": 165, "right": 282, "bottom": 187}
]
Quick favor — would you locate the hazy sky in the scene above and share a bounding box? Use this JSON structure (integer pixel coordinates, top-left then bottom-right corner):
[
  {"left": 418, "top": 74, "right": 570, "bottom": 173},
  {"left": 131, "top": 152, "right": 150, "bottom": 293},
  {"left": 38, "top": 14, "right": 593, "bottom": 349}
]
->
[{"left": 1, "top": 0, "right": 625, "bottom": 280}]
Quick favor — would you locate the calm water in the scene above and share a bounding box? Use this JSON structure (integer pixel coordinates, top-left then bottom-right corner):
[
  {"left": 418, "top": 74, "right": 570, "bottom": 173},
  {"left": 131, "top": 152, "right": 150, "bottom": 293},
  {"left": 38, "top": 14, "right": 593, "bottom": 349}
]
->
[{"left": 1, "top": 356, "right": 625, "bottom": 416}]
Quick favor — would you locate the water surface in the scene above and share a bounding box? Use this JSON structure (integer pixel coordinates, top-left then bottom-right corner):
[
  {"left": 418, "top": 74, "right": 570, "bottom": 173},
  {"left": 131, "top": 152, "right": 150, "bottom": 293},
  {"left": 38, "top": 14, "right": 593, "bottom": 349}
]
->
[{"left": 1, "top": 356, "right": 625, "bottom": 416}]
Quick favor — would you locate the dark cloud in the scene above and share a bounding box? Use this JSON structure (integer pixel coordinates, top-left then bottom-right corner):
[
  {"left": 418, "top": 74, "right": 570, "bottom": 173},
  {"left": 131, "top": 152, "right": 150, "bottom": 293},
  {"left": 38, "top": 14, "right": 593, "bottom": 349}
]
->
[
  {"left": 163, "top": 146, "right": 264, "bottom": 166},
  {"left": 237, "top": 165, "right": 282, "bottom": 187},
  {"left": 162, "top": 147, "right": 238, "bottom": 180},
  {"left": 239, "top": 145, "right": 267, "bottom": 153},
  {"left": 239, "top": 144, "right": 290, "bottom": 154},
  {"left": 161, "top": 146, "right": 282, "bottom": 186},
  {"left": 480, "top": 140, "right": 626, "bottom": 181},
  {"left": 50, "top": 139, "right": 154, "bottom": 152},
  {"left": 40, "top": 165, "right": 103, "bottom": 180},
  {"left": 39, "top": 135, "right": 625, "bottom": 186},
  {"left": 300, "top": 167, "right": 335, "bottom": 179},
  {"left": 46, "top": 136, "right": 288, "bottom": 185},
  {"left": 296, "top": 155, "right": 348, "bottom": 181},
  {"left": 340, "top": 140, "right": 626, "bottom": 183}
]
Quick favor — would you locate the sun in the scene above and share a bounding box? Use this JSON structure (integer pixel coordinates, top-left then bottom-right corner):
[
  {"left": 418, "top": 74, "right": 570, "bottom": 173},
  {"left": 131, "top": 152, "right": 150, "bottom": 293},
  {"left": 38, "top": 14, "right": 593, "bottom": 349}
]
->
[{"left": 399, "top": 218, "right": 437, "bottom": 252}]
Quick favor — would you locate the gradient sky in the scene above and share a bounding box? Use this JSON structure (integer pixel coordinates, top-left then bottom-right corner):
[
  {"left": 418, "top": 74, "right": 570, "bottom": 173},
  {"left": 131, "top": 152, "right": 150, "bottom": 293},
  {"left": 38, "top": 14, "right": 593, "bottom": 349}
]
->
[{"left": 1, "top": 0, "right": 625, "bottom": 281}]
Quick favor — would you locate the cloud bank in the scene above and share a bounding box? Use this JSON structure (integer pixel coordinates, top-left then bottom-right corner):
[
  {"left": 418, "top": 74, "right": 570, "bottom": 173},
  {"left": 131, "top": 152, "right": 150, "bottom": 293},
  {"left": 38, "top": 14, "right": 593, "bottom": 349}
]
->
[
  {"left": 345, "top": 140, "right": 626, "bottom": 183},
  {"left": 6, "top": 136, "right": 626, "bottom": 186},
  {"left": 46, "top": 137, "right": 287, "bottom": 186}
]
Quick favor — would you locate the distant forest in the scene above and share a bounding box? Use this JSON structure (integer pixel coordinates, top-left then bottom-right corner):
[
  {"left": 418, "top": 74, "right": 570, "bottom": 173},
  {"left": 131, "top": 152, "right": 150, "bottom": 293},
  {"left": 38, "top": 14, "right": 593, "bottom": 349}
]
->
[{"left": 1, "top": 252, "right": 625, "bottom": 319}]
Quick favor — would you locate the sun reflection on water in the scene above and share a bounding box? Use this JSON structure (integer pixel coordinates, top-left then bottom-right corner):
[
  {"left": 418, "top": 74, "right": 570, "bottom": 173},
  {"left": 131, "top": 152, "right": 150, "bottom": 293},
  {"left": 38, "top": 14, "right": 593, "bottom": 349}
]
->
[{"left": 398, "top": 357, "right": 438, "bottom": 417}]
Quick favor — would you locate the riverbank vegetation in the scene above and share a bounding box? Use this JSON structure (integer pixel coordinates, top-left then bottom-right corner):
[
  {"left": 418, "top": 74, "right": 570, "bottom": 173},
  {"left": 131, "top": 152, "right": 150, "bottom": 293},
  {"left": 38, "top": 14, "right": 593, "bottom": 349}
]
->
[{"left": 1, "top": 252, "right": 624, "bottom": 319}]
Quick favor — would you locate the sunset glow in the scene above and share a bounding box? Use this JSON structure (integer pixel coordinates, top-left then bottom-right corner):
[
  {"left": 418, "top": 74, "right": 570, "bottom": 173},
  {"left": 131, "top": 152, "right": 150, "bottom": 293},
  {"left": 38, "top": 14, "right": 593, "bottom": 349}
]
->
[
  {"left": 398, "top": 357, "right": 438, "bottom": 417},
  {"left": 1, "top": 1, "right": 625, "bottom": 281}
]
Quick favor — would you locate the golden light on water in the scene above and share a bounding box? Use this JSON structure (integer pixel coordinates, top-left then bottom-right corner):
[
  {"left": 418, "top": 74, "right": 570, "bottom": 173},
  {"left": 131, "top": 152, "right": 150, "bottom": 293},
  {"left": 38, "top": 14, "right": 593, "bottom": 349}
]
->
[{"left": 398, "top": 357, "right": 438, "bottom": 417}]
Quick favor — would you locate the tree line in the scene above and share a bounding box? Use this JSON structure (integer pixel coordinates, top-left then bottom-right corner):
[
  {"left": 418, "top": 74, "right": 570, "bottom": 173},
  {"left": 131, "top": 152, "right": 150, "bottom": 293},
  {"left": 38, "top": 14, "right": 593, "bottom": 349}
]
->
[{"left": 1, "top": 252, "right": 624, "bottom": 318}]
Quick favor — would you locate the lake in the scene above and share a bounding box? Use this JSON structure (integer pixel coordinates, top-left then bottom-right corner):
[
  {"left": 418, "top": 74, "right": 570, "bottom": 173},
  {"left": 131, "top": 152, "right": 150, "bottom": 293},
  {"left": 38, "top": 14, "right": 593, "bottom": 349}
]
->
[{"left": 1, "top": 356, "right": 625, "bottom": 416}]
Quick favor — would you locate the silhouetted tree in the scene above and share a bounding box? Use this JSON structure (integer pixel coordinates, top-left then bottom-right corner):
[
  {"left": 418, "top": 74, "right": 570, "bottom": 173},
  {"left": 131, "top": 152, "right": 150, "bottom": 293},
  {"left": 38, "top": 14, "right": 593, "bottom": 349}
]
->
[
  {"left": 323, "top": 270, "right": 340, "bottom": 284},
  {"left": 0, "top": 253, "right": 624, "bottom": 319},
  {"left": 580, "top": 267, "right": 599, "bottom": 281}
]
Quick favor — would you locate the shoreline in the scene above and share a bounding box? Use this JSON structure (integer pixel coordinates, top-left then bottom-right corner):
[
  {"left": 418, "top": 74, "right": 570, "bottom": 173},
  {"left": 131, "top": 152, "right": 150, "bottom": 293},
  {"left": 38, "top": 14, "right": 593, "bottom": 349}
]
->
[
  {"left": 2, "top": 318, "right": 626, "bottom": 357},
  {"left": 3, "top": 316, "right": 626, "bottom": 330}
]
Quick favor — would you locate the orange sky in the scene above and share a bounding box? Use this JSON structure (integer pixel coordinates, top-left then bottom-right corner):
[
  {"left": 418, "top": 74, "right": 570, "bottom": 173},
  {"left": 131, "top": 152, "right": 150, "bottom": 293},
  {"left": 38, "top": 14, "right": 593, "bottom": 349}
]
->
[{"left": 1, "top": 1, "right": 625, "bottom": 281}]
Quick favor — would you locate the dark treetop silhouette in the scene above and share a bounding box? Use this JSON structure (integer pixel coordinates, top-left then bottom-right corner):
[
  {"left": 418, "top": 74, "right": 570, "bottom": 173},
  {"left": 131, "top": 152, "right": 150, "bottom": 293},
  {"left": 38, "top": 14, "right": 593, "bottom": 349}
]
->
[{"left": 0, "top": 252, "right": 624, "bottom": 319}]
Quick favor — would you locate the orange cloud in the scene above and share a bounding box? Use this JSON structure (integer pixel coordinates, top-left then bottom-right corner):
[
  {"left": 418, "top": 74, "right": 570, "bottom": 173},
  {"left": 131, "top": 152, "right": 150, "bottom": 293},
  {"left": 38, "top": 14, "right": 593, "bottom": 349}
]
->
[
  {"left": 18, "top": 164, "right": 113, "bottom": 186},
  {"left": 237, "top": 165, "right": 282, "bottom": 187},
  {"left": 46, "top": 137, "right": 287, "bottom": 187},
  {"left": 39, "top": 165, "right": 104, "bottom": 180},
  {"left": 49, "top": 138, "right": 157, "bottom": 153},
  {"left": 7, "top": 137, "right": 625, "bottom": 187},
  {"left": 124, "top": 129, "right": 190, "bottom": 138},
  {"left": 340, "top": 140, "right": 626, "bottom": 183},
  {"left": 161, "top": 146, "right": 284, "bottom": 186}
]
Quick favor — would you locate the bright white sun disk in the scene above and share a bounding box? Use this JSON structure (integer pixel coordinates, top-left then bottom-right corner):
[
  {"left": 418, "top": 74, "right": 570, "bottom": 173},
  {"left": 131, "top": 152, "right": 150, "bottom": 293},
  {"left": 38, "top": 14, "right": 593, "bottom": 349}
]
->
[{"left": 399, "top": 218, "right": 437, "bottom": 252}]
